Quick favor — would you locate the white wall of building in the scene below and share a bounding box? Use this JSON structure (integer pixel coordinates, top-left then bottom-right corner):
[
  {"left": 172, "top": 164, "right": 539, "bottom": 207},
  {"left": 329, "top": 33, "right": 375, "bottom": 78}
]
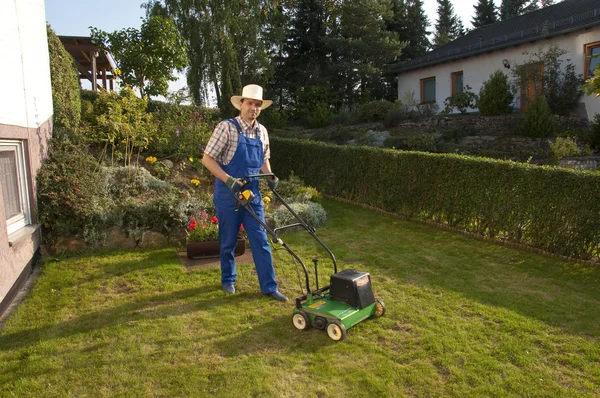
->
[
  {"left": 0, "top": 0, "right": 53, "bottom": 129},
  {"left": 396, "top": 26, "right": 600, "bottom": 119}
]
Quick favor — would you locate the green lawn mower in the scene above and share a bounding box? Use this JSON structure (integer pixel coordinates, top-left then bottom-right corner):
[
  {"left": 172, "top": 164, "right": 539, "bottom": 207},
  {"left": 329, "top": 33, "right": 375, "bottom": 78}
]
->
[{"left": 236, "top": 174, "right": 386, "bottom": 341}]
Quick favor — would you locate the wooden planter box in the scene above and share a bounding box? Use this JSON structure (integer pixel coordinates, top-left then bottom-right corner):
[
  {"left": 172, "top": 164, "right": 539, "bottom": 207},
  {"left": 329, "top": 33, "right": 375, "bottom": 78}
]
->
[{"left": 186, "top": 238, "right": 245, "bottom": 259}]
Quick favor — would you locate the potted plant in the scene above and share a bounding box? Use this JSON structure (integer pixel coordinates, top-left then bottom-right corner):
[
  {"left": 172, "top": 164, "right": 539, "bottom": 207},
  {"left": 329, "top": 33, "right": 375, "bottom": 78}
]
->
[{"left": 186, "top": 210, "right": 245, "bottom": 259}]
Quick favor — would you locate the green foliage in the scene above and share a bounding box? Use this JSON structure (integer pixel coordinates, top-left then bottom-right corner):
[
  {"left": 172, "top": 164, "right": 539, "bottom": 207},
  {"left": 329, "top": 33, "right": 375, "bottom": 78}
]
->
[
  {"left": 357, "top": 100, "right": 395, "bottom": 123},
  {"left": 90, "top": 14, "right": 188, "bottom": 98},
  {"left": 81, "top": 87, "right": 156, "bottom": 166},
  {"left": 271, "top": 137, "right": 600, "bottom": 261},
  {"left": 472, "top": 0, "right": 498, "bottom": 28},
  {"left": 589, "top": 114, "right": 600, "bottom": 152},
  {"left": 514, "top": 46, "right": 583, "bottom": 116},
  {"left": 146, "top": 92, "right": 216, "bottom": 159},
  {"left": 432, "top": 0, "right": 465, "bottom": 48},
  {"left": 548, "top": 137, "right": 580, "bottom": 164},
  {"left": 37, "top": 141, "right": 111, "bottom": 243},
  {"left": 272, "top": 201, "right": 327, "bottom": 229},
  {"left": 583, "top": 54, "right": 600, "bottom": 98},
  {"left": 440, "top": 121, "right": 476, "bottom": 143},
  {"left": 519, "top": 95, "right": 556, "bottom": 137},
  {"left": 104, "top": 166, "right": 169, "bottom": 199},
  {"left": 443, "top": 85, "right": 478, "bottom": 114},
  {"left": 477, "top": 70, "right": 514, "bottom": 115},
  {"left": 47, "top": 25, "right": 81, "bottom": 130}
]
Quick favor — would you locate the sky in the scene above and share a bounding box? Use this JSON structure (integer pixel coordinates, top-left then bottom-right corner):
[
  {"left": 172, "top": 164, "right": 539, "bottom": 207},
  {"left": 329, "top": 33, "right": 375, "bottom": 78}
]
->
[{"left": 44, "top": 0, "right": 501, "bottom": 99}]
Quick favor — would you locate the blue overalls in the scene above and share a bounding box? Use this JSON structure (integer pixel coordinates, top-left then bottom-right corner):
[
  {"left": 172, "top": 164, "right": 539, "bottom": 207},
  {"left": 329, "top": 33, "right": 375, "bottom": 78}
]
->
[{"left": 213, "top": 118, "right": 278, "bottom": 294}]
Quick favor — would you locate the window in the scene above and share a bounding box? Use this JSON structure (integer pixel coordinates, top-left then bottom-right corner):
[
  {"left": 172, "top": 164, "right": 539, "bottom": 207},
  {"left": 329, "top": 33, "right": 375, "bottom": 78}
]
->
[
  {"left": 0, "top": 140, "right": 31, "bottom": 235},
  {"left": 420, "top": 76, "right": 436, "bottom": 104},
  {"left": 451, "top": 71, "right": 463, "bottom": 95},
  {"left": 584, "top": 41, "right": 600, "bottom": 79}
]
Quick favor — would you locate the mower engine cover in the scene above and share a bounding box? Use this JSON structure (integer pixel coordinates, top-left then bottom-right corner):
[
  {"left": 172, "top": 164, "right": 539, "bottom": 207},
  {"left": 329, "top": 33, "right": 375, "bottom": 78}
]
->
[{"left": 329, "top": 269, "right": 375, "bottom": 309}]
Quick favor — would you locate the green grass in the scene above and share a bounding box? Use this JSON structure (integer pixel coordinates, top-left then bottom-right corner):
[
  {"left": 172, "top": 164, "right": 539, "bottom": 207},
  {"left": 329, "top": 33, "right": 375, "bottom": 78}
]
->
[{"left": 1, "top": 199, "right": 599, "bottom": 397}]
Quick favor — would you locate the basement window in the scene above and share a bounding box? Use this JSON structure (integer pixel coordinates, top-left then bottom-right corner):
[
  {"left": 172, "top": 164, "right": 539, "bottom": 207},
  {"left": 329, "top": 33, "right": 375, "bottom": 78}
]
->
[{"left": 0, "top": 140, "right": 31, "bottom": 235}]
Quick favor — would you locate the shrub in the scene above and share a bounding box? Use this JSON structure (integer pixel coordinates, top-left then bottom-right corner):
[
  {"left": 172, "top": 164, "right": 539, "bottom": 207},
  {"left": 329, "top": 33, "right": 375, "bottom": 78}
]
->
[
  {"left": 514, "top": 46, "right": 583, "bottom": 116},
  {"left": 357, "top": 100, "right": 395, "bottom": 123},
  {"left": 519, "top": 96, "right": 556, "bottom": 137},
  {"left": 104, "top": 166, "right": 169, "bottom": 199},
  {"left": 440, "top": 121, "right": 476, "bottom": 143},
  {"left": 590, "top": 114, "right": 600, "bottom": 152},
  {"left": 443, "top": 85, "right": 478, "bottom": 114},
  {"left": 82, "top": 87, "right": 156, "bottom": 166},
  {"left": 47, "top": 25, "right": 81, "bottom": 130},
  {"left": 477, "top": 70, "right": 514, "bottom": 115},
  {"left": 549, "top": 137, "right": 580, "bottom": 164},
  {"left": 147, "top": 93, "right": 217, "bottom": 159},
  {"left": 403, "top": 134, "right": 437, "bottom": 152},
  {"left": 272, "top": 202, "right": 327, "bottom": 229},
  {"left": 329, "top": 105, "right": 360, "bottom": 126},
  {"left": 37, "top": 141, "right": 112, "bottom": 243}
]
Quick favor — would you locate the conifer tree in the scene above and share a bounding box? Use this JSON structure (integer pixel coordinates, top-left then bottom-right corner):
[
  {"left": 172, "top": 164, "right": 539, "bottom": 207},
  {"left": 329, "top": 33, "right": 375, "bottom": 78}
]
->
[
  {"left": 500, "top": 0, "right": 553, "bottom": 20},
  {"left": 472, "top": 0, "right": 498, "bottom": 29},
  {"left": 433, "top": 0, "right": 464, "bottom": 48}
]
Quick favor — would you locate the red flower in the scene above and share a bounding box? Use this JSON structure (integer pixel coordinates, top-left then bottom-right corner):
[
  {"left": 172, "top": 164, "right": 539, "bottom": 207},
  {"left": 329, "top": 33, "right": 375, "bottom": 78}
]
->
[
  {"left": 240, "top": 224, "right": 245, "bottom": 230},
  {"left": 210, "top": 216, "right": 218, "bottom": 224}
]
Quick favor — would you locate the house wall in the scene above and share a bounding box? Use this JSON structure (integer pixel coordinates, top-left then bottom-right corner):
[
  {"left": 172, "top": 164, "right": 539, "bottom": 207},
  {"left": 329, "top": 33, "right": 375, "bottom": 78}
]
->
[
  {"left": 0, "top": 0, "right": 52, "bottom": 314},
  {"left": 396, "top": 25, "right": 600, "bottom": 119}
]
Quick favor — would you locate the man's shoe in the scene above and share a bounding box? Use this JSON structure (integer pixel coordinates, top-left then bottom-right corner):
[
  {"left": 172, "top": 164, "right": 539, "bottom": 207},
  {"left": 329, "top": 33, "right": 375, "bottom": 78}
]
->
[
  {"left": 222, "top": 284, "right": 235, "bottom": 294},
  {"left": 265, "top": 291, "right": 288, "bottom": 301}
]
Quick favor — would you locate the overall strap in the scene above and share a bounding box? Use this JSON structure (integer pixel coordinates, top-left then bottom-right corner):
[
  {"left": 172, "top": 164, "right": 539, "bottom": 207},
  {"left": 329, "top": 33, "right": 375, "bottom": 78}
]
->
[
  {"left": 227, "top": 118, "right": 243, "bottom": 135},
  {"left": 227, "top": 118, "right": 260, "bottom": 135}
]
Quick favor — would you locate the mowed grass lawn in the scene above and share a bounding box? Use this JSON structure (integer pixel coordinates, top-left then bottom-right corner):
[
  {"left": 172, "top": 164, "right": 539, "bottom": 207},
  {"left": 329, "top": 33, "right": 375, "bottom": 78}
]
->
[{"left": 1, "top": 199, "right": 599, "bottom": 397}]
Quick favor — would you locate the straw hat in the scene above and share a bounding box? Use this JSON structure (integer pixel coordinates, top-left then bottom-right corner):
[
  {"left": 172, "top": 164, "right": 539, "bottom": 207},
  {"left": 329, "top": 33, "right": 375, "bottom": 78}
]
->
[{"left": 230, "top": 84, "right": 273, "bottom": 110}]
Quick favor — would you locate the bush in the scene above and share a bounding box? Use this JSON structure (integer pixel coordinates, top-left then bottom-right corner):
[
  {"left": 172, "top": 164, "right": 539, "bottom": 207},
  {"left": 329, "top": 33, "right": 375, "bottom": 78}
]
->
[
  {"left": 82, "top": 87, "right": 156, "bottom": 166},
  {"left": 37, "top": 141, "right": 112, "bottom": 243},
  {"left": 477, "top": 70, "right": 514, "bottom": 115},
  {"left": 549, "top": 137, "right": 580, "bottom": 164},
  {"left": 440, "top": 121, "right": 476, "bottom": 143},
  {"left": 104, "top": 166, "right": 169, "bottom": 199},
  {"left": 272, "top": 202, "right": 327, "bottom": 229},
  {"left": 443, "top": 86, "right": 478, "bottom": 114},
  {"left": 590, "top": 114, "right": 600, "bottom": 152},
  {"left": 357, "top": 100, "right": 395, "bottom": 123},
  {"left": 519, "top": 96, "right": 556, "bottom": 137},
  {"left": 47, "top": 25, "right": 81, "bottom": 130}
]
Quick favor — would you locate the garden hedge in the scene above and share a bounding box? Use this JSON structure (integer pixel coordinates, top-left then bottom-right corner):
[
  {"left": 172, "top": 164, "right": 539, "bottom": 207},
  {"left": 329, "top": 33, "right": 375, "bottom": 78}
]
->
[
  {"left": 270, "top": 137, "right": 600, "bottom": 261},
  {"left": 47, "top": 25, "right": 81, "bottom": 130}
]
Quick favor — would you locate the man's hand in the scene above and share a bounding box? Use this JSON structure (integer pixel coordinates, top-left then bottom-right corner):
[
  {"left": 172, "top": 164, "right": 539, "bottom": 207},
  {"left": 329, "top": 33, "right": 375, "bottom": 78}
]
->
[
  {"left": 267, "top": 175, "right": 279, "bottom": 190},
  {"left": 226, "top": 176, "right": 244, "bottom": 192}
]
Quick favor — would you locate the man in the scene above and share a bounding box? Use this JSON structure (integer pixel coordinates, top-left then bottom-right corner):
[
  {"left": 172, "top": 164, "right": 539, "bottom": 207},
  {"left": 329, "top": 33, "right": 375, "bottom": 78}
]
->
[{"left": 202, "top": 84, "right": 287, "bottom": 301}]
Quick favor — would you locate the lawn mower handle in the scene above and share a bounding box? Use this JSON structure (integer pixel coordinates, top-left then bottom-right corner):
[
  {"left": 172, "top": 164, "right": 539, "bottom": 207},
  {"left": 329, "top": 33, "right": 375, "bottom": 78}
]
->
[{"left": 234, "top": 174, "right": 338, "bottom": 294}]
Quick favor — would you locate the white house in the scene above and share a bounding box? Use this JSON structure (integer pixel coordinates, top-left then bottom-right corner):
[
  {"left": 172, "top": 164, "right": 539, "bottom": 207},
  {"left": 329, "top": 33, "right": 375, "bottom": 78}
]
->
[
  {"left": 0, "top": 0, "right": 53, "bottom": 316},
  {"left": 390, "top": 0, "right": 600, "bottom": 119}
]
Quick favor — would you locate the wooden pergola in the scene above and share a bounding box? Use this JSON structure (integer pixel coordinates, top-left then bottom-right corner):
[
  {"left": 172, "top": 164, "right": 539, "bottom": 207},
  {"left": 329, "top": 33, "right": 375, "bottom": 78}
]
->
[{"left": 58, "top": 35, "right": 116, "bottom": 91}]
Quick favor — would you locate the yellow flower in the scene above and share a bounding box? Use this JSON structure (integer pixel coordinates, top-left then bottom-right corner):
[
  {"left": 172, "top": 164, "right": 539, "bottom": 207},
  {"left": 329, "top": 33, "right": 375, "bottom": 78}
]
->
[
  {"left": 190, "top": 179, "right": 201, "bottom": 186},
  {"left": 263, "top": 196, "right": 271, "bottom": 204},
  {"left": 145, "top": 156, "right": 157, "bottom": 164},
  {"left": 189, "top": 157, "right": 194, "bottom": 163},
  {"left": 114, "top": 68, "right": 122, "bottom": 76}
]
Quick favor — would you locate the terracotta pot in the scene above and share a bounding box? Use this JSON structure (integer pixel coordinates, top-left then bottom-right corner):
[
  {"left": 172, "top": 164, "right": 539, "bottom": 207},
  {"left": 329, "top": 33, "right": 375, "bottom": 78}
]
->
[{"left": 186, "top": 238, "right": 245, "bottom": 259}]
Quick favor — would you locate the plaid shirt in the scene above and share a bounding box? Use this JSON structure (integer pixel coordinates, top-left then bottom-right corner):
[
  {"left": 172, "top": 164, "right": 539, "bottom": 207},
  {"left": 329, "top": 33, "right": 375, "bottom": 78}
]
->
[{"left": 204, "top": 116, "right": 270, "bottom": 165}]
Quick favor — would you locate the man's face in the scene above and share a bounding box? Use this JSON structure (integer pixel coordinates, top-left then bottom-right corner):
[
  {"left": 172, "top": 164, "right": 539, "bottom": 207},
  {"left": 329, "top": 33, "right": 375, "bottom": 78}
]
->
[{"left": 240, "top": 99, "right": 262, "bottom": 122}]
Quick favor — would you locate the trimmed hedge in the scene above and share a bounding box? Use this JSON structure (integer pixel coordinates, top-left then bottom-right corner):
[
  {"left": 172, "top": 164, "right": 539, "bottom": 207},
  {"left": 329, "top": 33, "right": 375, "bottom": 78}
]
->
[{"left": 270, "top": 137, "right": 600, "bottom": 261}]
